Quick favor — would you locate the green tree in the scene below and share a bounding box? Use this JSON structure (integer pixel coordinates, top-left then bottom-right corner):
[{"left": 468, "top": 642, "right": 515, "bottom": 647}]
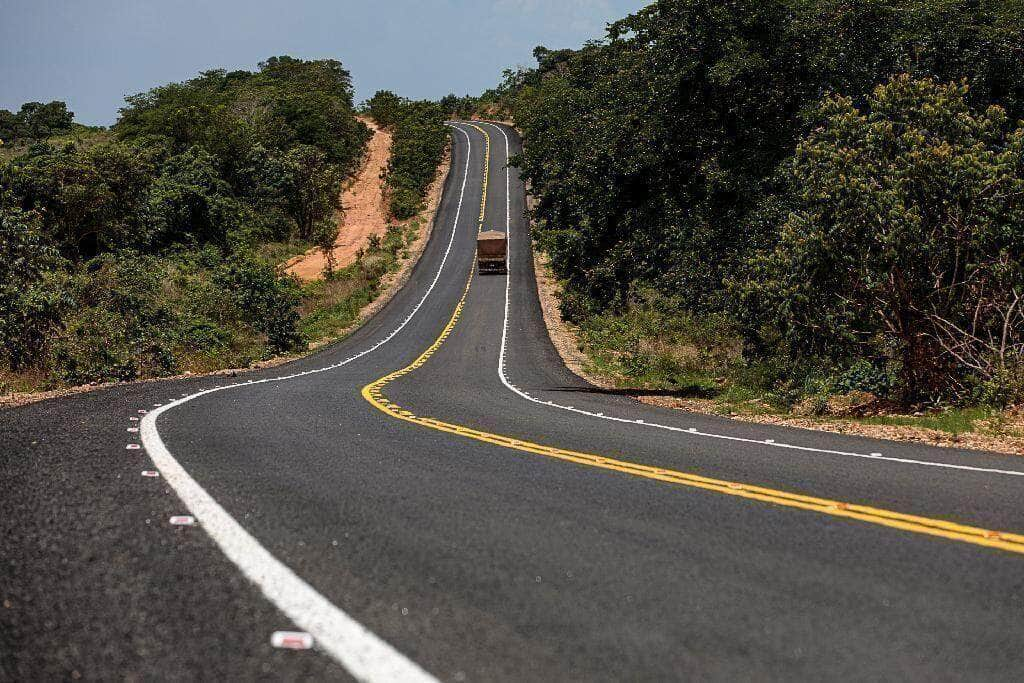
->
[
  {"left": 280, "top": 144, "right": 342, "bottom": 240},
  {"left": 213, "top": 253, "right": 303, "bottom": 352},
  {"left": 366, "top": 90, "right": 405, "bottom": 129},
  {"left": 147, "top": 146, "right": 240, "bottom": 247},
  {"left": 0, "top": 109, "right": 19, "bottom": 143},
  {"left": 738, "top": 75, "right": 1024, "bottom": 401},
  {"left": 0, "top": 200, "right": 69, "bottom": 370},
  {"left": 17, "top": 101, "right": 75, "bottom": 139},
  {"left": 311, "top": 217, "right": 340, "bottom": 278},
  {"left": 0, "top": 101, "right": 74, "bottom": 142}
]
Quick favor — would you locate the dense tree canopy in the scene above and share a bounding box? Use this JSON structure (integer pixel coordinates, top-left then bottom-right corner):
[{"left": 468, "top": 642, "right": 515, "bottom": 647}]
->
[
  {"left": 0, "top": 57, "right": 371, "bottom": 385},
  {"left": 491, "top": 0, "right": 1024, "bottom": 404},
  {"left": 738, "top": 76, "right": 1024, "bottom": 400},
  {"left": 367, "top": 91, "right": 448, "bottom": 219},
  {"left": 0, "top": 101, "right": 74, "bottom": 143}
]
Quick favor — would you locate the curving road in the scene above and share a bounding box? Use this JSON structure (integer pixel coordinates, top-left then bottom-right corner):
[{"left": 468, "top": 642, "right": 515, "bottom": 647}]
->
[{"left": 4, "top": 121, "right": 1024, "bottom": 680}]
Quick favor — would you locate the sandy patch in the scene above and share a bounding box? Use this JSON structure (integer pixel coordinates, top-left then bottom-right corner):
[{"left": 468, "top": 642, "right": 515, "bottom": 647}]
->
[
  {"left": 285, "top": 117, "right": 393, "bottom": 281},
  {"left": 305, "top": 143, "right": 451, "bottom": 350}
]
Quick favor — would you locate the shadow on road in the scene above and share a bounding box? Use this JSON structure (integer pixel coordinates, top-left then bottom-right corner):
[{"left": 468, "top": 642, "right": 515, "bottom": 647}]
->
[{"left": 542, "top": 385, "right": 717, "bottom": 399}]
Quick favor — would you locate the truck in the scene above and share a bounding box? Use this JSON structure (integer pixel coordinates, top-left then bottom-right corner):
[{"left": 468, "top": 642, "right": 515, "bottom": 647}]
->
[{"left": 476, "top": 230, "right": 508, "bottom": 275}]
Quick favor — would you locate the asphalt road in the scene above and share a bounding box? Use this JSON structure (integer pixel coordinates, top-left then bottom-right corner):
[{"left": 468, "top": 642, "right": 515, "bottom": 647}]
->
[{"left": 4, "top": 121, "right": 1024, "bottom": 681}]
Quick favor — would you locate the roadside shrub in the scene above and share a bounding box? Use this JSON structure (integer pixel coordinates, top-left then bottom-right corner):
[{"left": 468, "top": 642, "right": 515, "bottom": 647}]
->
[
  {"left": 0, "top": 201, "right": 65, "bottom": 369},
  {"left": 737, "top": 75, "right": 1024, "bottom": 402},
  {"left": 368, "top": 93, "right": 448, "bottom": 220},
  {"left": 213, "top": 253, "right": 303, "bottom": 353},
  {"left": 834, "top": 360, "right": 899, "bottom": 399},
  {"left": 389, "top": 186, "right": 422, "bottom": 220},
  {"left": 47, "top": 254, "right": 177, "bottom": 384},
  {"left": 49, "top": 308, "right": 139, "bottom": 384}
]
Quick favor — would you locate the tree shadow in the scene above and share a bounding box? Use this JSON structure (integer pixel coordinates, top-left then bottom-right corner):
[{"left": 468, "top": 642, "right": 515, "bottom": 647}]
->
[{"left": 544, "top": 385, "right": 719, "bottom": 399}]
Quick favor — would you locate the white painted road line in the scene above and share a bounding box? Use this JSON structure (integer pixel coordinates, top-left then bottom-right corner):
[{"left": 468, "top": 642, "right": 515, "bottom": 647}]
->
[
  {"left": 473, "top": 120, "right": 1024, "bottom": 480},
  {"left": 137, "top": 126, "right": 480, "bottom": 682}
]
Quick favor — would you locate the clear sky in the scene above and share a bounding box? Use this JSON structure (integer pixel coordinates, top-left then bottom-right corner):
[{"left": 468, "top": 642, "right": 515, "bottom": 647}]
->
[{"left": 0, "top": 0, "right": 650, "bottom": 126}]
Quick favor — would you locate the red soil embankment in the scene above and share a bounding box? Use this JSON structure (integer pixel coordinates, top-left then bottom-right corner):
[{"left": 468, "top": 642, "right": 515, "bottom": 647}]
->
[{"left": 286, "top": 117, "right": 392, "bottom": 281}]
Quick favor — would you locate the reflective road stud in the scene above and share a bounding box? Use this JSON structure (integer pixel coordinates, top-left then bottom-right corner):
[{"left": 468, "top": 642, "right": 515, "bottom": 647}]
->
[
  {"left": 271, "top": 631, "right": 314, "bottom": 650},
  {"left": 169, "top": 515, "right": 196, "bottom": 526},
  {"left": 141, "top": 471, "right": 160, "bottom": 478},
  {"left": 126, "top": 444, "right": 141, "bottom": 450}
]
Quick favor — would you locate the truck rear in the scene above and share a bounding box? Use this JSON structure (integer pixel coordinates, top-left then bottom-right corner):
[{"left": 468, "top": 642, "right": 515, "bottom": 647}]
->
[{"left": 477, "top": 230, "right": 507, "bottom": 275}]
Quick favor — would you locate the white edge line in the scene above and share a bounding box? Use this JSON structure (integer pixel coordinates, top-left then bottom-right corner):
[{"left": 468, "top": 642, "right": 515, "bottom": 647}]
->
[
  {"left": 138, "top": 125, "right": 478, "bottom": 682},
  {"left": 476, "top": 121, "right": 1024, "bottom": 480}
]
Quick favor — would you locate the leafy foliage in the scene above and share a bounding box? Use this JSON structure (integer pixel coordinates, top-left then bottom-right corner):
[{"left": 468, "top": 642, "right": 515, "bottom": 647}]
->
[
  {"left": 367, "top": 92, "right": 448, "bottom": 219},
  {"left": 0, "top": 56, "right": 372, "bottom": 389},
  {"left": 0, "top": 101, "right": 74, "bottom": 143},
  {"left": 494, "top": 0, "right": 1024, "bottom": 406},
  {"left": 738, "top": 75, "right": 1024, "bottom": 401},
  {"left": 0, "top": 200, "right": 69, "bottom": 371}
]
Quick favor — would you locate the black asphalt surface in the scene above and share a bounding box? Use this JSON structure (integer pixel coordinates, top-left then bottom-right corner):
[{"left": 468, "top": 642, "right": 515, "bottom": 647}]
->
[{"left": 4, "top": 121, "right": 1024, "bottom": 681}]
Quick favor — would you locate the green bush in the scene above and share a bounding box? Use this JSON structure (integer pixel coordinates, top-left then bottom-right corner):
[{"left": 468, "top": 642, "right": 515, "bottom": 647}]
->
[
  {"left": 389, "top": 186, "right": 422, "bottom": 220},
  {"left": 737, "top": 75, "right": 1024, "bottom": 402},
  {"left": 0, "top": 200, "right": 69, "bottom": 369},
  {"left": 45, "top": 254, "right": 176, "bottom": 384},
  {"left": 367, "top": 93, "right": 448, "bottom": 220},
  {"left": 0, "top": 56, "right": 372, "bottom": 389},
  {"left": 213, "top": 252, "right": 303, "bottom": 353}
]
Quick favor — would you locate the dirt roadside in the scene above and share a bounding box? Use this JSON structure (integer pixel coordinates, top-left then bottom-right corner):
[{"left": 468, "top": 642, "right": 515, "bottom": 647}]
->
[{"left": 285, "top": 117, "right": 393, "bottom": 280}]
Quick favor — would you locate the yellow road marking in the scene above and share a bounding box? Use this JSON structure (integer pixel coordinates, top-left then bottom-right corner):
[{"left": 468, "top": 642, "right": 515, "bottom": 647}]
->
[{"left": 360, "top": 124, "right": 1024, "bottom": 557}]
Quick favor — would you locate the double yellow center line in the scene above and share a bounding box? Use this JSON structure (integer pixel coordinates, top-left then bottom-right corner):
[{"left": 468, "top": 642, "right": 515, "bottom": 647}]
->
[{"left": 361, "top": 123, "right": 1024, "bottom": 557}]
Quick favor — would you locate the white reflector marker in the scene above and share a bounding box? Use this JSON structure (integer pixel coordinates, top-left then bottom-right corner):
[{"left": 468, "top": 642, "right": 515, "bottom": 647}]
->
[
  {"left": 141, "top": 470, "right": 160, "bottom": 478},
  {"left": 129, "top": 417, "right": 139, "bottom": 422},
  {"left": 169, "top": 515, "right": 196, "bottom": 526},
  {"left": 272, "top": 631, "right": 314, "bottom": 650},
  {"left": 138, "top": 409, "right": 148, "bottom": 414},
  {"left": 127, "top": 427, "right": 139, "bottom": 433},
  {"left": 126, "top": 443, "right": 141, "bottom": 450}
]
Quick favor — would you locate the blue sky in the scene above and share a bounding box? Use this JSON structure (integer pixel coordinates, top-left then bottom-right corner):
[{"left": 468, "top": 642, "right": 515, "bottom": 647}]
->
[{"left": 0, "top": 0, "right": 649, "bottom": 126}]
